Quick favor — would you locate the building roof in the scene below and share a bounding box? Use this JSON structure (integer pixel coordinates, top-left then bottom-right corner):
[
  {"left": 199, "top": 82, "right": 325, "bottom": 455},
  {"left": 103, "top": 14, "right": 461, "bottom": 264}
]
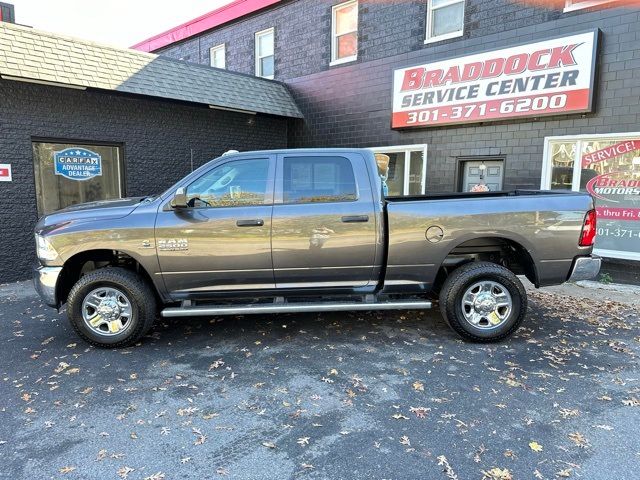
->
[
  {"left": 131, "top": 0, "right": 282, "bottom": 53},
  {"left": 0, "top": 22, "right": 302, "bottom": 118}
]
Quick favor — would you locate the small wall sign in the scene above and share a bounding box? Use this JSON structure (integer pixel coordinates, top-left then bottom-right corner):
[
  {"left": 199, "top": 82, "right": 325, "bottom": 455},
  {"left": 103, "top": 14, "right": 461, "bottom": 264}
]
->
[
  {"left": 54, "top": 148, "right": 102, "bottom": 181},
  {"left": 0, "top": 164, "right": 11, "bottom": 182}
]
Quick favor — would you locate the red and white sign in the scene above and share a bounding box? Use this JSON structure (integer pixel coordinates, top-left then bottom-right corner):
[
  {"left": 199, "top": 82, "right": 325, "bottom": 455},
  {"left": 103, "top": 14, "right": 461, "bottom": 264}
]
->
[
  {"left": 392, "top": 31, "right": 598, "bottom": 128},
  {"left": 0, "top": 164, "right": 11, "bottom": 182}
]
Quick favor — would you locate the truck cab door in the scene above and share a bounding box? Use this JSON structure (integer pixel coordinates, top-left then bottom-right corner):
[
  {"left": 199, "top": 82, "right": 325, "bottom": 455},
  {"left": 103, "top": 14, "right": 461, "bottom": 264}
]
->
[
  {"left": 155, "top": 155, "right": 275, "bottom": 297},
  {"left": 271, "top": 152, "right": 379, "bottom": 289}
]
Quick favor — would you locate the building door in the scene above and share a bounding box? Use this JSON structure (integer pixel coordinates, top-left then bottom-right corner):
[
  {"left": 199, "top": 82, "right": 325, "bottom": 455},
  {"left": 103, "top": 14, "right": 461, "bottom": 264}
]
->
[{"left": 461, "top": 159, "right": 504, "bottom": 192}]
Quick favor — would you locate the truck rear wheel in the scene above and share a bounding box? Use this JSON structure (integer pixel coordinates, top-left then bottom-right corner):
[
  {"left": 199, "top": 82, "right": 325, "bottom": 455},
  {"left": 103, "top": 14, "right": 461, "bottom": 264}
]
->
[
  {"left": 67, "top": 267, "right": 157, "bottom": 348},
  {"left": 439, "top": 261, "right": 527, "bottom": 342}
]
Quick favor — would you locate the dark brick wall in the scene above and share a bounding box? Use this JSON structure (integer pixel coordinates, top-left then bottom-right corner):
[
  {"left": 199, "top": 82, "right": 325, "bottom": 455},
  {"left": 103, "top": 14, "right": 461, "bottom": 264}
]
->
[
  {"left": 285, "top": 7, "right": 640, "bottom": 192},
  {"left": 156, "top": 0, "right": 571, "bottom": 80},
  {"left": 0, "top": 80, "right": 288, "bottom": 283},
  {"left": 153, "top": 1, "right": 640, "bottom": 191}
]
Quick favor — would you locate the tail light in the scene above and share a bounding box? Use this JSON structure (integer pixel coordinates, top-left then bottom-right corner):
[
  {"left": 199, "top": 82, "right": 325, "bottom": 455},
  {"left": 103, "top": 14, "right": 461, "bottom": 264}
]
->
[{"left": 579, "top": 209, "right": 597, "bottom": 247}]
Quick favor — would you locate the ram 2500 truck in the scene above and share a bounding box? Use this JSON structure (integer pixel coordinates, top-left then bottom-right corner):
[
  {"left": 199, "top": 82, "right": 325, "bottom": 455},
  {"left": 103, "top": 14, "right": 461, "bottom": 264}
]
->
[{"left": 33, "top": 149, "right": 600, "bottom": 347}]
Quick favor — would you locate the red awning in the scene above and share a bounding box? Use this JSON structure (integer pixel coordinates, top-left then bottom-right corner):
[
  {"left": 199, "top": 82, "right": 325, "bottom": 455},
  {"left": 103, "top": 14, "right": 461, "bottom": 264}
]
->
[{"left": 131, "top": 0, "right": 282, "bottom": 52}]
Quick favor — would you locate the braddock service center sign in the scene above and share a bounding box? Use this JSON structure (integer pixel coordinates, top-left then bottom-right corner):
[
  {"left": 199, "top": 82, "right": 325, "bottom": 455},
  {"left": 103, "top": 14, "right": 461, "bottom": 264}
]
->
[
  {"left": 392, "top": 30, "right": 598, "bottom": 128},
  {"left": 54, "top": 148, "right": 102, "bottom": 181}
]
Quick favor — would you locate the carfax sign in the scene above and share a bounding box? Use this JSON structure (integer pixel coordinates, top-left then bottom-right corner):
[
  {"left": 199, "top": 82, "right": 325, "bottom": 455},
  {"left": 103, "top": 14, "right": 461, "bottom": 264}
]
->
[
  {"left": 392, "top": 30, "right": 598, "bottom": 128},
  {"left": 54, "top": 148, "right": 102, "bottom": 181}
]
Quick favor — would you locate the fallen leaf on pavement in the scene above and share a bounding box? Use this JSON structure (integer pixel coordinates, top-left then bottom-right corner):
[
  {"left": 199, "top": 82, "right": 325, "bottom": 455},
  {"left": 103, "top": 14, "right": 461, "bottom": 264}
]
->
[
  {"left": 482, "top": 467, "right": 512, "bottom": 480},
  {"left": 529, "top": 441, "right": 543, "bottom": 452},
  {"left": 117, "top": 466, "right": 134, "bottom": 479}
]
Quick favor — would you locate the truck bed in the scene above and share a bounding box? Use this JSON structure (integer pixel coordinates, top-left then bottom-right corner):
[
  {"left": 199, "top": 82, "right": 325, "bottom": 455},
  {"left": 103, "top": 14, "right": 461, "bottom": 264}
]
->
[{"left": 383, "top": 189, "right": 594, "bottom": 289}]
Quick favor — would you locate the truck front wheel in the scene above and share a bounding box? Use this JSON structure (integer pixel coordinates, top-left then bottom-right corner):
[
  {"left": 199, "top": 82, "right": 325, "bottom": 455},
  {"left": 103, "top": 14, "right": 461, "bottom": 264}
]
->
[
  {"left": 439, "top": 261, "right": 527, "bottom": 342},
  {"left": 67, "top": 267, "right": 157, "bottom": 348}
]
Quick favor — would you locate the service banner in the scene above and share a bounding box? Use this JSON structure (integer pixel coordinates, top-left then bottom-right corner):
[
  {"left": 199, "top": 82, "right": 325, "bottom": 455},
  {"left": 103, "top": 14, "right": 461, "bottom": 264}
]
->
[
  {"left": 392, "top": 31, "right": 598, "bottom": 128},
  {"left": 582, "top": 138, "right": 640, "bottom": 257}
]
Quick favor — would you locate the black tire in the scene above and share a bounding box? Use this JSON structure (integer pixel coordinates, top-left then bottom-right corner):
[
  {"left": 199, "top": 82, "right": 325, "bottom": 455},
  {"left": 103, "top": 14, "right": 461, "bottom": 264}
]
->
[
  {"left": 439, "top": 261, "right": 527, "bottom": 342},
  {"left": 67, "top": 267, "right": 157, "bottom": 348}
]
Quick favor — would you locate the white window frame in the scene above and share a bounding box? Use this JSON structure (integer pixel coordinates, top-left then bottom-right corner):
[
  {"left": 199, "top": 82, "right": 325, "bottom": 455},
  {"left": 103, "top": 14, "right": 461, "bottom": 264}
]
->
[
  {"left": 424, "top": 0, "right": 465, "bottom": 44},
  {"left": 542, "top": 132, "right": 640, "bottom": 261},
  {"left": 330, "top": 0, "right": 358, "bottom": 66},
  {"left": 209, "top": 44, "right": 226, "bottom": 69},
  {"left": 563, "top": 0, "right": 617, "bottom": 12},
  {"left": 369, "top": 144, "right": 428, "bottom": 195},
  {"left": 255, "top": 27, "right": 275, "bottom": 79}
]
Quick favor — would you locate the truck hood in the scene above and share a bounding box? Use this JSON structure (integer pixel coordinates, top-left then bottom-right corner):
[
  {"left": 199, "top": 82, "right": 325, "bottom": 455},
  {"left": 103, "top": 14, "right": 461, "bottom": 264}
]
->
[{"left": 36, "top": 197, "right": 146, "bottom": 231}]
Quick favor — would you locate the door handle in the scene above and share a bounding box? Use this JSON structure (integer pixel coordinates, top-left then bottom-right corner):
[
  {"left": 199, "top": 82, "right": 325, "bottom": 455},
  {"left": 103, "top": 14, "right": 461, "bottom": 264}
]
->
[
  {"left": 341, "top": 215, "right": 369, "bottom": 223},
  {"left": 236, "top": 219, "right": 264, "bottom": 227}
]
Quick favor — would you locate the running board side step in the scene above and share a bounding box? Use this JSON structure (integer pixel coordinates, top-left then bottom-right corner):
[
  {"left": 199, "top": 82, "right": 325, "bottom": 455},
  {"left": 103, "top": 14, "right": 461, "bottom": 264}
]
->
[{"left": 161, "top": 299, "right": 432, "bottom": 318}]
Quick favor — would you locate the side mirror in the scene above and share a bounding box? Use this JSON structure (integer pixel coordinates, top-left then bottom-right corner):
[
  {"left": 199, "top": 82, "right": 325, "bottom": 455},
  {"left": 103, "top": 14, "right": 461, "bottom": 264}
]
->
[{"left": 170, "top": 187, "right": 188, "bottom": 208}]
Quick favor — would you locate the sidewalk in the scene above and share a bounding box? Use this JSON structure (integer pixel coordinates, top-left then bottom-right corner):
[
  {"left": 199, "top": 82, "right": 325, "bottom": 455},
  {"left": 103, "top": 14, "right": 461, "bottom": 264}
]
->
[{"left": 525, "top": 279, "right": 640, "bottom": 307}]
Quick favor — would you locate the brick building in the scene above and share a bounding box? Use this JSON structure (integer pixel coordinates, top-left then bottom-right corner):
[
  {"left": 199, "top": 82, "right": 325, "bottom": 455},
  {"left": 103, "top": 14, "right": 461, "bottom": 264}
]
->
[
  {"left": 0, "top": 21, "right": 301, "bottom": 283},
  {"left": 133, "top": 0, "right": 640, "bottom": 278}
]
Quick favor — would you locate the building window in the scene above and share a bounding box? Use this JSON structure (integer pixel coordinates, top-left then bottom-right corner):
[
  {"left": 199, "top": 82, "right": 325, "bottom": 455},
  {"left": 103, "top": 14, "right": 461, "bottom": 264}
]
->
[
  {"left": 32, "top": 141, "right": 124, "bottom": 215},
  {"left": 255, "top": 28, "right": 275, "bottom": 79},
  {"left": 564, "top": 0, "right": 617, "bottom": 12},
  {"left": 542, "top": 133, "right": 640, "bottom": 261},
  {"left": 425, "top": 0, "right": 465, "bottom": 44},
  {"left": 370, "top": 145, "right": 428, "bottom": 196},
  {"left": 210, "top": 44, "right": 226, "bottom": 69},
  {"left": 331, "top": 0, "right": 358, "bottom": 65}
]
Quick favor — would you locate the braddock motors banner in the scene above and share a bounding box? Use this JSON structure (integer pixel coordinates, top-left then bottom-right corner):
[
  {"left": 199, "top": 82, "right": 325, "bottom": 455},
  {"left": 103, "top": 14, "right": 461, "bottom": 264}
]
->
[
  {"left": 583, "top": 139, "right": 640, "bottom": 257},
  {"left": 392, "top": 30, "right": 598, "bottom": 128}
]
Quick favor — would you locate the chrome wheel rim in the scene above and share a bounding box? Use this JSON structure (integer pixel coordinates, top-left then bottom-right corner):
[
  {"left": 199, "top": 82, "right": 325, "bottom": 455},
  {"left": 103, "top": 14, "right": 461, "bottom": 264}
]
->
[
  {"left": 82, "top": 287, "right": 133, "bottom": 336},
  {"left": 460, "top": 281, "right": 512, "bottom": 329}
]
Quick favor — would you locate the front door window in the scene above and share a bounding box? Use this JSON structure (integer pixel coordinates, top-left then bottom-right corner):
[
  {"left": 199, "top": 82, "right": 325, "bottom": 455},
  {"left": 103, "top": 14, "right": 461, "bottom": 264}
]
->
[
  {"left": 185, "top": 158, "right": 270, "bottom": 208},
  {"left": 33, "top": 141, "right": 124, "bottom": 215}
]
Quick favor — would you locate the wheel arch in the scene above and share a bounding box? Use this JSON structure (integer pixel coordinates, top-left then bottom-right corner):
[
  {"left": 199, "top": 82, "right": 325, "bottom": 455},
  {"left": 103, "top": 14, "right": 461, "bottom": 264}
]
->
[
  {"left": 432, "top": 233, "right": 539, "bottom": 294},
  {"left": 56, "top": 249, "right": 164, "bottom": 306}
]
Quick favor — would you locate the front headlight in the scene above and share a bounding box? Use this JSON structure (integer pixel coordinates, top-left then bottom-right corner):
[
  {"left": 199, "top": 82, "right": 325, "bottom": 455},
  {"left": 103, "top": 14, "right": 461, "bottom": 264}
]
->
[{"left": 35, "top": 234, "right": 59, "bottom": 262}]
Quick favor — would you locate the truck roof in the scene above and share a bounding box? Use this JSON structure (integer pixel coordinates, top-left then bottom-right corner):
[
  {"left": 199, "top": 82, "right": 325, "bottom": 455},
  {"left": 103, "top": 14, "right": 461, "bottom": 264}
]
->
[{"left": 222, "top": 148, "right": 374, "bottom": 157}]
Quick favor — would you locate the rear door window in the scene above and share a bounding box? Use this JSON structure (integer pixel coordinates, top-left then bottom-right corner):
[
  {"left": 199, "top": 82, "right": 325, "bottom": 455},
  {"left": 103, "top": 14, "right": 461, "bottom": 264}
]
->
[{"left": 283, "top": 156, "right": 357, "bottom": 204}]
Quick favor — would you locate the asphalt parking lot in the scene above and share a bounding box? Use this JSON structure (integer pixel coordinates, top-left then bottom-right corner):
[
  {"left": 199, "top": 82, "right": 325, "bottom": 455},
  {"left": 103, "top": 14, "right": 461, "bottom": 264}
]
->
[{"left": 1, "top": 281, "right": 639, "bottom": 480}]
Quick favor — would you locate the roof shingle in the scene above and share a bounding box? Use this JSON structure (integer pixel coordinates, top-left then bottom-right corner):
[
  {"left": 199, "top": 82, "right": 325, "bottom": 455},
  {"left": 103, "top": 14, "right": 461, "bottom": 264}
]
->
[{"left": 0, "top": 22, "right": 303, "bottom": 118}]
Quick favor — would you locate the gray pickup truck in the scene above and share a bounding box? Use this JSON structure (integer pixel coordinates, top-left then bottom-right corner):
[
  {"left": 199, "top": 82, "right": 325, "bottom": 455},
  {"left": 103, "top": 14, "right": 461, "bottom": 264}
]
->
[{"left": 34, "top": 148, "right": 600, "bottom": 347}]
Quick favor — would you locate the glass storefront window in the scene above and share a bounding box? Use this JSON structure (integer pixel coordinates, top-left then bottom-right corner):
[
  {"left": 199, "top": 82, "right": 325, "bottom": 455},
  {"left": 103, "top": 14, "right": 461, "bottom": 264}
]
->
[
  {"left": 549, "top": 141, "right": 577, "bottom": 190},
  {"left": 543, "top": 134, "right": 640, "bottom": 261},
  {"left": 409, "top": 150, "right": 425, "bottom": 195},
  {"left": 33, "top": 141, "right": 124, "bottom": 215},
  {"left": 370, "top": 145, "right": 428, "bottom": 197},
  {"left": 385, "top": 152, "right": 405, "bottom": 196}
]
